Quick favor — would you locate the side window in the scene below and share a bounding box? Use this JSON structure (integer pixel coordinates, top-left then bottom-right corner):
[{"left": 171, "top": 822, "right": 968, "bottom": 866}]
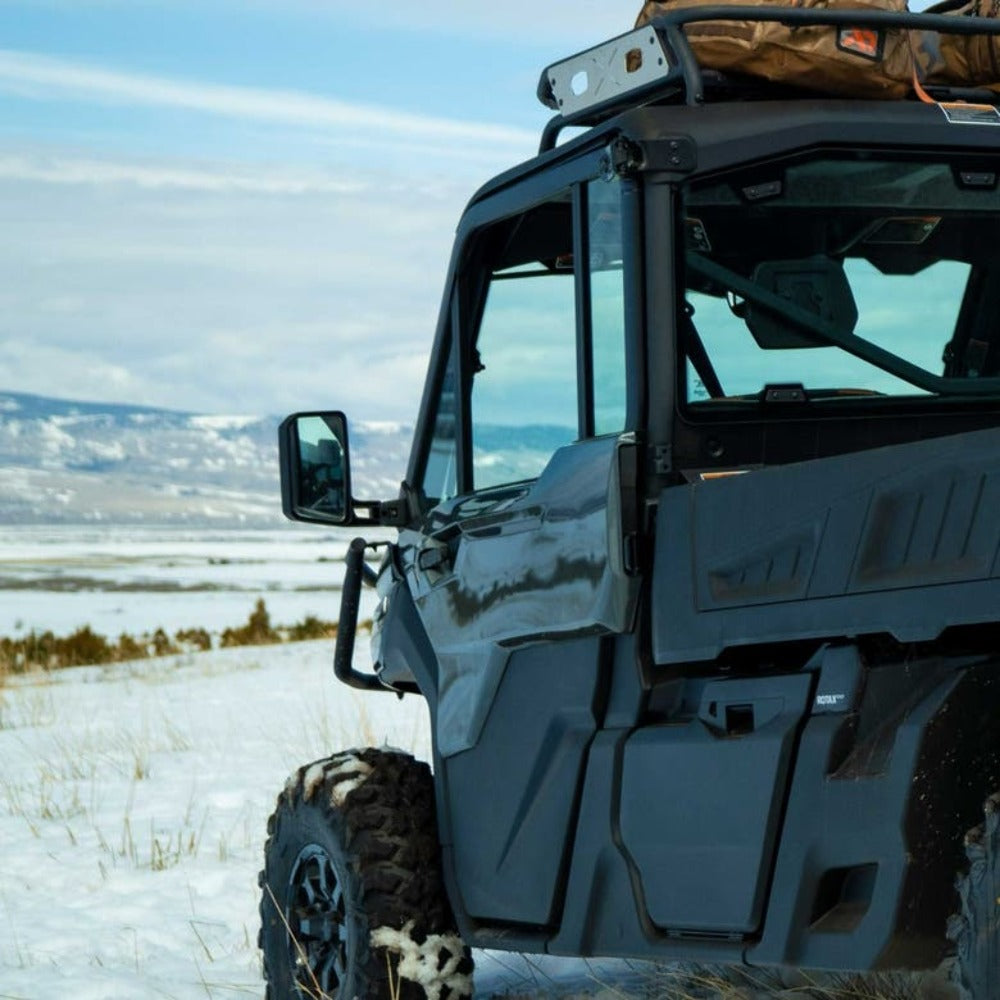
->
[
  {"left": 588, "top": 179, "right": 627, "bottom": 435},
  {"left": 422, "top": 342, "right": 458, "bottom": 505},
  {"left": 472, "top": 266, "right": 577, "bottom": 491},
  {"left": 419, "top": 182, "right": 630, "bottom": 503},
  {"left": 470, "top": 196, "right": 579, "bottom": 492}
]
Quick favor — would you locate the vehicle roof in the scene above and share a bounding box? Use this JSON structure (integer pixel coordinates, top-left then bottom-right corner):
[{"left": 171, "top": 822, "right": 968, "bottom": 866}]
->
[
  {"left": 465, "top": 95, "right": 993, "bottom": 211},
  {"left": 465, "top": 7, "right": 1000, "bottom": 211}
]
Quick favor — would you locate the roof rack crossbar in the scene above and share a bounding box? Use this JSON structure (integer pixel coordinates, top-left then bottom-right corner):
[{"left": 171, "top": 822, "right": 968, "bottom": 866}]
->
[
  {"left": 660, "top": 5, "right": 1000, "bottom": 31},
  {"left": 537, "top": 6, "right": 1000, "bottom": 152}
]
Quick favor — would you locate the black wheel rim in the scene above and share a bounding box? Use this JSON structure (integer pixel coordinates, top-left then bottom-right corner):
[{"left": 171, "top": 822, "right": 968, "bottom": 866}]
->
[{"left": 286, "top": 844, "right": 349, "bottom": 999}]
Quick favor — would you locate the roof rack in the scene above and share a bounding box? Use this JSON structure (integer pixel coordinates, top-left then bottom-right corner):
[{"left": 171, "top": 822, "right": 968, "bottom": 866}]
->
[{"left": 537, "top": 6, "right": 1000, "bottom": 152}]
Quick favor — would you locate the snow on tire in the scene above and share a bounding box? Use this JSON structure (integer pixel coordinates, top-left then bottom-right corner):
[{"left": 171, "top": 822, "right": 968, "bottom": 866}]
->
[
  {"left": 948, "top": 791, "right": 1000, "bottom": 1000},
  {"left": 259, "top": 748, "right": 473, "bottom": 1000}
]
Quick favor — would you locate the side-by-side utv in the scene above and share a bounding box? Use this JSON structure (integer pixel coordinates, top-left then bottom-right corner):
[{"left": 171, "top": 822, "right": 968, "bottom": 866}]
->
[{"left": 259, "top": 8, "right": 1000, "bottom": 999}]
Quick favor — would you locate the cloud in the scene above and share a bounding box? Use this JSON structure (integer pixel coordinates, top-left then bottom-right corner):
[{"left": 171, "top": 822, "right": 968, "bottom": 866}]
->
[
  {"left": 0, "top": 49, "right": 537, "bottom": 160},
  {"left": 0, "top": 11, "right": 603, "bottom": 421},
  {"left": 0, "top": 153, "right": 370, "bottom": 194},
  {"left": 0, "top": 161, "right": 464, "bottom": 421}
]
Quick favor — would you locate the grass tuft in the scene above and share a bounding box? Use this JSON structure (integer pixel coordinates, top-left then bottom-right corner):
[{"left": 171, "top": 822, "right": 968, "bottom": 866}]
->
[{"left": 642, "top": 963, "right": 955, "bottom": 1000}]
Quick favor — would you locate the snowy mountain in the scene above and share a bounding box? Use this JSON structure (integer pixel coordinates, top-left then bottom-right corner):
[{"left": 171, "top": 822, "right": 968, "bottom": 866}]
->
[{"left": 0, "top": 391, "right": 412, "bottom": 525}]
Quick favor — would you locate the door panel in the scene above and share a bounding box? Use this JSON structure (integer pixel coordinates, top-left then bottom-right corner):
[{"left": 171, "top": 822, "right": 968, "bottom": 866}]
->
[
  {"left": 445, "top": 639, "right": 601, "bottom": 925},
  {"left": 401, "top": 435, "right": 637, "bottom": 757},
  {"left": 400, "top": 436, "right": 637, "bottom": 927}
]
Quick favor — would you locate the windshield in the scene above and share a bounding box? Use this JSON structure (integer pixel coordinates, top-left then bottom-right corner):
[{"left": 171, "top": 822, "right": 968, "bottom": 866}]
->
[{"left": 682, "top": 153, "right": 1000, "bottom": 405}]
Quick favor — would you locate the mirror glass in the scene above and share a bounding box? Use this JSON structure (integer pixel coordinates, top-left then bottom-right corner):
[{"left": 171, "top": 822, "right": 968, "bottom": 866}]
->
[{"left": 295, "top": 414, "right": 348, "bottom": 522}]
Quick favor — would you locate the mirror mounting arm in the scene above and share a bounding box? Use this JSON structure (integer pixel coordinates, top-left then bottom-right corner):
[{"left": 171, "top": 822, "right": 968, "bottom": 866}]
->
[{"left": 350, "top": 497, "right": 408, "bottom": 528}]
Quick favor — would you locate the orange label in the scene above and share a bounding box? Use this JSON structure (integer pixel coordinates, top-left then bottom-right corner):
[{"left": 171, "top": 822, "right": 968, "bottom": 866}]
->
[{"left": 838, "top": 28, "right": 881, "bottom": 60}]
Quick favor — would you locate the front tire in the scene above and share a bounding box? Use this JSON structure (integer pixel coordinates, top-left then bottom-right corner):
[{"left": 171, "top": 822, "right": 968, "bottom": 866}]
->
[
  {"left": 948, "top": 792, "right": 1000, "bottom": 1000},
  {"left": 259, "top": 748, "right": 473, "bottom": 1000}
]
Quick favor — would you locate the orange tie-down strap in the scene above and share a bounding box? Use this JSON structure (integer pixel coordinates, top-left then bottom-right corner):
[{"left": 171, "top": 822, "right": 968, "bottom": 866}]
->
[{"left": 908, "top": 31, "right": 1000, "bottom": 118}]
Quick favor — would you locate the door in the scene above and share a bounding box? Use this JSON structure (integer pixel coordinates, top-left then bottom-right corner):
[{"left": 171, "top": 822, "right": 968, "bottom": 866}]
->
[{"left": 401, "top": 177, "right": 639, "bottom": 926}]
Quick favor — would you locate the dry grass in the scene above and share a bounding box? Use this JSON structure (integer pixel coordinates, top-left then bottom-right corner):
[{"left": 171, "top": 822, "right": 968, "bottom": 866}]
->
[
  {"left": 478, "top": 961, "right": 955, "bottom": 1000},
  {"left": 0, "top": 599, "right": 356, "bottom": 685},
  {"left": 631, "top": 964, "right": 957, "bottom": 1000}
]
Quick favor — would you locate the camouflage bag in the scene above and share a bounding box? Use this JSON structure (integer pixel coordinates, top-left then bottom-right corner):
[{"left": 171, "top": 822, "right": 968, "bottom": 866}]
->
[
  {"left": 915, "top": 0, "right": 1000, "bottom": 88},
  {"left": 635, "top": 0, "right": 914, "bottom": 98}
]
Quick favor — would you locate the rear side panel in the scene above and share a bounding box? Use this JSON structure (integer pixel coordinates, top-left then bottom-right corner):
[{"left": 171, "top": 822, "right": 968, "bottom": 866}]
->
[
  {"left": 653, "top": 426, "right": 1000, "bottom": 664},
  {"left": 753, "top": 657, "right": 1000, "bottom": 969},
  {"left": 544, "top": 650, "right": 1000, "bottom": 969},
  {"left": 620, "top": 674, "right": 812, "bottom": 933}
]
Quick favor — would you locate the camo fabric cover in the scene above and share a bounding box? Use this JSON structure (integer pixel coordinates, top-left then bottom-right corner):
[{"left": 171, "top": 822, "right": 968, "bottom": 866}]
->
[
  {"left": 916, "top": 0, "right": 1000, "bottom": 88},
  {"left": 635, "top": 0, "right": 914, "bottom": 98}
]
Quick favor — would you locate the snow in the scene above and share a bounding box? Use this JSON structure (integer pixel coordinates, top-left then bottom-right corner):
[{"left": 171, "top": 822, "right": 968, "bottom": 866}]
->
[
  {"left": 0, "top": 525, "right": 387, "bottom": 636},
  {"left": 369, "top": 921, "right": 472, "bottom": 1000},
  {"left": 0, "top": 526, "right": 667, "bottom": 999},
  {"left": 0, "top": 526, "right": 414, "bottom": 998},
  {"left": 0, "top": 642, "right": 432, "bottom": 1000},
  {"left": 296, "top": 753, "right": 373, "bottom": 807}
]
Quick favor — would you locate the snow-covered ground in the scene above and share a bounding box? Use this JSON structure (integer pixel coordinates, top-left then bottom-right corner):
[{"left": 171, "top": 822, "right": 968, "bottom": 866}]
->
[
  {"left": 1, "top": 642, "right": 431, "bottom": 999},
  {"left": 1, "top": 526, "right": 660, "bottom": 1000},
  {"left": 0, "top": 525, "right": 376, "bottom": 637},
  {"left": 0, "top": 526, "right": 404, "bottom": 998}
]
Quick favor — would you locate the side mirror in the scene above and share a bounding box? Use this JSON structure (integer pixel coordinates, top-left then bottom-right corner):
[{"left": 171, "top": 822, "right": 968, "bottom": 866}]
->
[{"left": 279, "top": 412, "right": 353, "bottom": 525}]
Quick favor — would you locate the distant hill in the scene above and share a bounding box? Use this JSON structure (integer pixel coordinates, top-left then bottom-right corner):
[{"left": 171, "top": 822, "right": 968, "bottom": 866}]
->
[{"left": 0, "top": 391, "right": 412, "bottom": 525}]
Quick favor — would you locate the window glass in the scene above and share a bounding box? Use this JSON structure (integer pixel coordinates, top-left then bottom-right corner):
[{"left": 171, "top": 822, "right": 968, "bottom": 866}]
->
[
  {"left": 423, "top": 347, "right": 458, "bottom": 505},
  {"left": 687, "top": 259, "right": 969, "bottom": 400},
  {"left": 589, "top": 180, "right": 627, "bottom": 434},
  {"left": 472, "top": 264, "right": 577, "bottom": 490},
  {"left": 682, "top": 155, "right": 992, "bottom": 405}
]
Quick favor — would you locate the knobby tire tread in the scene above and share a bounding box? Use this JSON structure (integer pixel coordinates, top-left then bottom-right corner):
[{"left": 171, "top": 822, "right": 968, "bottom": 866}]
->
[{"left": 259, "top": 748, "right": 472, "bottom": 1000}]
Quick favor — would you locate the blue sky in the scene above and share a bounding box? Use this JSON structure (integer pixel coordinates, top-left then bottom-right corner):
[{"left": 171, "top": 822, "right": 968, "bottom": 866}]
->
[{"left": 0, "top": 1, "right": 628, "bottom": 421}]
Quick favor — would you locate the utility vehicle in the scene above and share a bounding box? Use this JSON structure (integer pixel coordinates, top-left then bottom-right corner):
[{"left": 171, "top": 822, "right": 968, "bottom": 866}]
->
[{"left": 260, "top": 8, "right": 1000, "bottom": 999}]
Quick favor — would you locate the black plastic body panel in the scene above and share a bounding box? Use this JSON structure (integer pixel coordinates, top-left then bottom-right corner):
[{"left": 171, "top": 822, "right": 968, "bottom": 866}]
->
[
  {"left": 443, "top": 638, "right": 602, "bottom": 927},
  {"left": 401, "top": 435, "right": 638, "bottom": 759},
  {"left": 653, "top": 425, "right": 1000, "bottom": 664},
  {"left": 372, "top": 574, "right": 438, "bottom": 697},
  {"left": 621, "top": 674, "right": 811, "bottom": 933},
  {"left": 752, "top": 658, "right": 1000, "bottom": 969},
  {"left": 533, "top": 653, "right": 1000, "bottom": 970}
]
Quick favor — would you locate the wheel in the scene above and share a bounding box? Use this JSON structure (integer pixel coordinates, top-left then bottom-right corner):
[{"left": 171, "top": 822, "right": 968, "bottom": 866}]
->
[
  {"left": 948, "top": 792, "right": 1000, "bottom": 1000},
  {"left": 259, "top": 748, "right": 473, "bottom": 1000}
]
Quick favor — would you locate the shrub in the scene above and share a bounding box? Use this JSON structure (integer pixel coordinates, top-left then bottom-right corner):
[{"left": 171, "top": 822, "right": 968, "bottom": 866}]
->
[
  {"left": 115, "top": 633, "right": 147, "bottom": 662},
  {"left": 151, "top": 628, "right": 179, "bottom": 657},
  {"left": 0, "top": 599, "right": 346, "bottom": 680},
  {"left": 286, "top": 615, "right": 337, "bottom": 642},
  {"left": 175, "top": 627, "right": 212, "bottom": 652},
  {"left": 60, "top": 626, "right": 114, "bottom": 667},
  {"left": 220, "top": 599, "right": 280, "bottom": 648}
]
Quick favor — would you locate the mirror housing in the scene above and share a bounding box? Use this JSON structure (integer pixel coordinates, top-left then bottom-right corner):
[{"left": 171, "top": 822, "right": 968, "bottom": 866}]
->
[{"left": 279, "top": 411, "right": 353, "bottom": 525}]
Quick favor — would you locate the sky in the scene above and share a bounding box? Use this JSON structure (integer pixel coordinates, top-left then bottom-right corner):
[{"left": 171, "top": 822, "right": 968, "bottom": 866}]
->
[{"left": 0, "top": 1, "right": 630, "bottom": 423}]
